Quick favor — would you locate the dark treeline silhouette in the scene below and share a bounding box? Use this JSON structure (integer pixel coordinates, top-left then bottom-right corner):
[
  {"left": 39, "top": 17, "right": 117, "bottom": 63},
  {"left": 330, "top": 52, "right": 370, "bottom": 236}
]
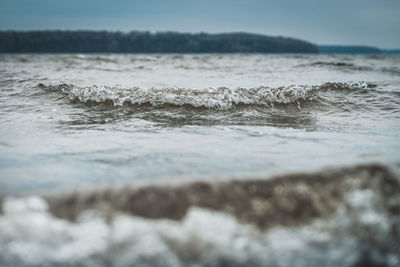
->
[
  {"left": 381, "top": 49, "right": 400, "bottom": 54},
  {"left": 0, "top": 31, "right": 318, "bottom": 53},
  {"left": 318, "top": 45, "right": 382, "bottom": 54}
]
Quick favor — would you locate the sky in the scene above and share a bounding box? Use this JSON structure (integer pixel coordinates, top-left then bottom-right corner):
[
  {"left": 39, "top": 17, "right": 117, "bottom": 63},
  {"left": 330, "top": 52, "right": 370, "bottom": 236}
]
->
[{"left": 0, "top": 0, "right": 399, "bottom": 49}]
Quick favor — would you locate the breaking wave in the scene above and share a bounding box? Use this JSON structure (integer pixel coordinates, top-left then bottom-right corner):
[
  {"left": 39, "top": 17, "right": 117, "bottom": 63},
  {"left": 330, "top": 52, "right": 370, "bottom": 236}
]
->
[
  {"left": 1, "top": 164, "right": 399, "bottom": 267},
  {"left": 37, "top": 82, "right": 376, "bottom": 110}
]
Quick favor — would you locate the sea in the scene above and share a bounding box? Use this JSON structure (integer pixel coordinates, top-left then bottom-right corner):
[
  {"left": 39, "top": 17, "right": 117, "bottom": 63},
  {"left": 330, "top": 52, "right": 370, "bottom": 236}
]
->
[{"left": 0, "top": 53, "right": 399, "bottom": 266}]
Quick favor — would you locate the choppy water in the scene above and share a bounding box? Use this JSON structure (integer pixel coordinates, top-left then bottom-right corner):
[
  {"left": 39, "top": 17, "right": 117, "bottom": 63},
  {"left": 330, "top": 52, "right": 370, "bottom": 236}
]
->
[
  {"left": 0, "top": 54, "right": 400, "bottom": 266},
  {"left": 1, "top": 53, "right": 400, "bottom": 193}
]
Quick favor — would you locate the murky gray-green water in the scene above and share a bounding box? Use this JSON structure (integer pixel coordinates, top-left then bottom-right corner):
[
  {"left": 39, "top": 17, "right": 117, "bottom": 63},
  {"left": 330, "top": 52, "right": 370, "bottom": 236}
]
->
[{"left": 0, "top": 54, "right": 399, "bottom": 193}]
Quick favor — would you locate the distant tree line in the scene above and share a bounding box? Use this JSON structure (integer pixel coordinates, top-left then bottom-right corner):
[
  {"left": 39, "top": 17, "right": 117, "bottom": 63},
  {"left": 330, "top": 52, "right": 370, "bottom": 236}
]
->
[
  {"left": 381, "top": 49, "right": 400, "bottom": 54},
  {"left": 0, "top": 31, "right": 318, "bottom": 53},
  {"left": 317, "top": 45, "right": 382, "bottom": 54}
]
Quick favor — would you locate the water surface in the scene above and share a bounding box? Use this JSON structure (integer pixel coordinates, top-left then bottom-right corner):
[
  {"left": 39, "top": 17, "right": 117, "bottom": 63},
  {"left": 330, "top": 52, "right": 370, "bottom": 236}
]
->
[
  {"left": 1, "top": 53, "right": 400, "bottom": 267},
  {"left": 0, "top": 54, "right": 399, "bottom": 193}
]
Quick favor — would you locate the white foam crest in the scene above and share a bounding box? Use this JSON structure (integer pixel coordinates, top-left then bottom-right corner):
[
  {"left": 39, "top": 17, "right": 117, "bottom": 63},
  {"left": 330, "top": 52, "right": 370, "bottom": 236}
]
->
[
  {"left": 1, "top": 189, "right": 398, "bottom": 267},
  {"left": 40, "top": 81, "right": 373, "bottom": 110}
]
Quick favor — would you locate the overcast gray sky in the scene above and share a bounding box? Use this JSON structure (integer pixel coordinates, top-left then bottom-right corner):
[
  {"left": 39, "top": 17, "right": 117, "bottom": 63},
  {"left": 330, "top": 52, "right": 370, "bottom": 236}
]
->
[{"left": 0, "top": 0, "right": 399, "bottom": 48}]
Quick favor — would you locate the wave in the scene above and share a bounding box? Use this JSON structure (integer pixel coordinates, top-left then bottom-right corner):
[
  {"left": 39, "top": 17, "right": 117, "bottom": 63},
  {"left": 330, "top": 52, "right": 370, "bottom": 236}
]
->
[
  {"left": 296, "top": 61, "right": 374, "bottom": 71},
  {"left": 298, "top": 61, "right": 374, "bottom": 71},
  {"left": 1, "top": 164, "right": 399, "bottom": 266},
  {"left": 37, "top": 81, "right": 376, "bottom": 110},
  {"left": 296, "top": 61, "right": 400, "bottom": 76},
  {"left": 43, "top": 164, "right": 398, "bottom": 226}
]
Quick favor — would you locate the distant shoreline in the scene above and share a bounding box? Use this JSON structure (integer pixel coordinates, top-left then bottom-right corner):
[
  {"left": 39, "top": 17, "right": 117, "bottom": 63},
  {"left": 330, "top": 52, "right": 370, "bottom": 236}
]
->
[
  {"left": 1, "top": 30, "right": 318, "bottom": 53},
  {"left": 1, "top": 30, "right": 398, "bottom": 54}
]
